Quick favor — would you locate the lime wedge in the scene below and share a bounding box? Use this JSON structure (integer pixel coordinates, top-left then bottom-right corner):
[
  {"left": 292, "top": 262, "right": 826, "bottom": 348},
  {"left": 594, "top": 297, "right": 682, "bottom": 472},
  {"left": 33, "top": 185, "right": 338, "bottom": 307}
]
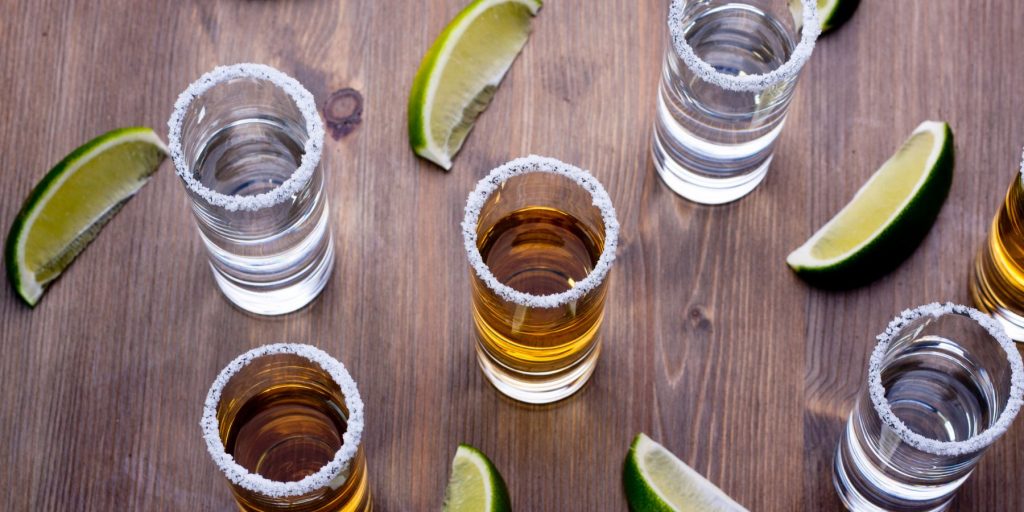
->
[
  {"left": 787, "top": 121, "right": 954, "bottom": 288},
  {"left": 623, "top": 433, "right": 748, "bottom": 512},
  {"left": 442, "top": 444, "right": 511, "bottom": 512},
  {"left": 790, "top": 0, "right": 860, "bottom": 33},
  {"left": 5, "top": 127, "right": 167, "bottom": 306},
  {"left": 408, "top": 0, "right": 542, "bottom": 170}
]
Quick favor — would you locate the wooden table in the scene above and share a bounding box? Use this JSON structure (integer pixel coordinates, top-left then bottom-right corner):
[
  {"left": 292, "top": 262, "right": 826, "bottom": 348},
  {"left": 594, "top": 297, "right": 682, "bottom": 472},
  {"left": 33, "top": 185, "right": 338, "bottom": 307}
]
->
[{"left": 3, "top": 1, "right": 1024, "bottom": 510}]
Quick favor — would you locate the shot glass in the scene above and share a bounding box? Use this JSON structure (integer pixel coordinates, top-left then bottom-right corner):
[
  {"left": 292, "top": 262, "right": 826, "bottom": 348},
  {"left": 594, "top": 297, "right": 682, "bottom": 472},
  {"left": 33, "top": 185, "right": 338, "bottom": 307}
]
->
[
  {"left": 652, "top": 0, "right": 821, "bottom": 204},
  {"left": 462, "top": 155, "right": 619, "bottom": 404},
  {"left": 970, "top": 147, "right": 1024, "bottom": 342},
  {"left": 833, "top": 303, "right": 1024, "bottom": 511},
  {"left": 201, "top": 343, "right": 371, "bottom": 512},
  {"left": 168, "top": 64, "right": 334, "bottom": 316}
]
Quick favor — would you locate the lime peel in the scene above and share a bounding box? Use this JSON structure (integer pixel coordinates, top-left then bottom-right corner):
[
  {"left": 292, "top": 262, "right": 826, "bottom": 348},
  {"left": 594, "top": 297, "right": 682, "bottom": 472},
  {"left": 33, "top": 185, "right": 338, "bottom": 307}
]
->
[
  {"left": 442, "top": 444, "right": 511, "bottom": 512},
  {"left": 409, "top": 0, "right": 542, "bottom": 170},
  {"left": 624, "top": 433, "right": 748, "bottom": 512},
  {"left": 787, "top": 121, "right": 954, "bottom": 288},
  {"left": 790, "top": 0, "right": 861, "bottom": 34},
  {"left": 5, "top": 127, "right": 167, "bottom": 306}
]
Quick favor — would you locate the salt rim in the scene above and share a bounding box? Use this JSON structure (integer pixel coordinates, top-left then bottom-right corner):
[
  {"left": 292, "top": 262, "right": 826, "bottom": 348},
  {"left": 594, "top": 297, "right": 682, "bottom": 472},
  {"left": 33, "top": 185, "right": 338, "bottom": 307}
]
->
[
  {"left": 462, "top": 155, "right": 619, "bottom": 309},
  {"left": 668, "top": 0, "right": 822, "bottom": 92},
  {"left": 167, "top": 63, "right": 325, "bottom": 212},
  {"left": 200, "top": 343, "right": 364, "bottom": 498},
  {"left": 868, "top": 303, "right": 1024, "bottom": 457}
]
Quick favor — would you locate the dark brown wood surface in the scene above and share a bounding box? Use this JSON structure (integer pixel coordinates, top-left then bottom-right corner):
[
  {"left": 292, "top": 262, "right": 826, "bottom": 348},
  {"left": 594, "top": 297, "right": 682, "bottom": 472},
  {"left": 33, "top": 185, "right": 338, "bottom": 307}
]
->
[{"left": 3, "top": 1, "right": 1024, "bottom": 510}]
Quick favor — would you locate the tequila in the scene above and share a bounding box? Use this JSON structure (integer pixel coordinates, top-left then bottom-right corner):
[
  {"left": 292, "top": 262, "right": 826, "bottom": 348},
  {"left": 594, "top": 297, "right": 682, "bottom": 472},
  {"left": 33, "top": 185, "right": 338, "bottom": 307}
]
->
[
  {"left": 203, "top": 344, "right": 371, "bottom": 512},
  {"left": 463, "top": 156, "right": 619, "bottom": 404},
  {"left": 970, "top": 160, "right": 1024, "bottom": 341},
  {"left": 833, "top": 304, "right": 1023, "bottom": 512},
  {"left": 473, "top": 206, "right": 607, "bottom": 374},
  {"left": 169, "top": 64, "right": 334, "bottom": 316},
  {"left": 653, "top": 0, "right": 820, "bottom": 204}
]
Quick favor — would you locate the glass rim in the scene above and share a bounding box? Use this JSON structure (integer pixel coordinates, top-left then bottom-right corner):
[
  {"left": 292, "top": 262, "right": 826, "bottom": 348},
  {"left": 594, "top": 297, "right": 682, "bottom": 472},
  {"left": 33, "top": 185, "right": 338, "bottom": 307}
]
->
[
  {"left": 668, "top": 0, "right": 821, "bottom": 93},
  {"left": 167, "top": 63, "right": 325, "bottom": 213},
  {"left": 200, "top": 343, "right": 364, "bottom": 498},
  {"left": 1018, "top": 145, "right": 1024, "bottom": 178},
  {"left": 868, "top": 303, "right": 1024, "bottom": 457},
  {"left": 461, "top": 155, "right": 620, "bottom": 310}
]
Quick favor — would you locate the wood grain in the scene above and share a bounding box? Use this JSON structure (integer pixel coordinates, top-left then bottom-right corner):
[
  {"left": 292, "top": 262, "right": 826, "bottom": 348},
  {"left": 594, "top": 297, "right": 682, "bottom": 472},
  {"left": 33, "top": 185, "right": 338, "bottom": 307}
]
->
[{"left": 2, "top": 0, "right": 1023, "bottom": 510}]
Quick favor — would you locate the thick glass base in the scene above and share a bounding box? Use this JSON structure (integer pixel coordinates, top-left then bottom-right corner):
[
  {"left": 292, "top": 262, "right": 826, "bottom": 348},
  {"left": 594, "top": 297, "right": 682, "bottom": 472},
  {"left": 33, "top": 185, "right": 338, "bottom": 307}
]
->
[
  {"left": 651, "top": 121, "right": 773, "bottom": 205},
  {"left": 969, "top": 246, "right": 1024, "bottom": 342},
  {"left": 833, "top": 429, "right": 957, "bottom": 512},
  {"left": 475, "top": 341, "right": 600, "bottom": 405},
  {"left": 210, "top": 234, "right": 335, "bottom": 316}
]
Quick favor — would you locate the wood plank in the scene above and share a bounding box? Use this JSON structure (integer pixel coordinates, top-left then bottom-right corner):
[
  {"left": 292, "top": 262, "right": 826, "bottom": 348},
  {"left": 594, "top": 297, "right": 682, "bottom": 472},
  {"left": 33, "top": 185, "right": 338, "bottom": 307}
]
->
[{"left": 1, "top": 0, "right": 1022, "bottom": 510}]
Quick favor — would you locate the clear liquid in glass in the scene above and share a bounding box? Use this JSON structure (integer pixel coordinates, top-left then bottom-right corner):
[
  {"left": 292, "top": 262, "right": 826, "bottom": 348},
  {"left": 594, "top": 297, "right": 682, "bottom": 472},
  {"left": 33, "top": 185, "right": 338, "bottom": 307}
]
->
[
  {"left": 188, "top": 115, "right": 334, "bottom": 315},
  {"left": 835, "top": 335, "right": 1006, "bottom": 511},
  {"left": 653, "top": 1, "right": 799, "bottom": 204}
]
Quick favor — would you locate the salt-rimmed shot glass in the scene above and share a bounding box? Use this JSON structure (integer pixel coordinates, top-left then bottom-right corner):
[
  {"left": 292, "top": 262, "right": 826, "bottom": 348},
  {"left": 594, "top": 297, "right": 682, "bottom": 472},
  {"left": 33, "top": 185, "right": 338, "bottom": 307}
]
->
[
  {"left": 833, "top": 303, "right": 1024, "bottom": 511},
  {"left": 652, "top": 0, "right": 821, "bottom": 204},
  {"left": 462, "top": 155, "right": 619, "bottom": 404},
  {"left": 970, "top": 147, "right": 1024, "bottom": 342},
  {"left": 168, "top": 64, "right": 334, "bottom": 316},
  {"left": 201, "top": 343, "right": 371, "bottom": 512}
]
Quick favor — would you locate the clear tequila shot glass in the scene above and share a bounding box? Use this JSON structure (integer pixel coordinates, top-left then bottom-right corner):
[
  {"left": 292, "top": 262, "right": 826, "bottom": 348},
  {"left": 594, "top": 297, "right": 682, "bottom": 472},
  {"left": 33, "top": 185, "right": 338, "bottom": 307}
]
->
[
  {"left": 652, "top": 0, "right": 821, "bottom": 204},
  {"left": 462, "top": 155, "right": 619, "bottom": 404},
  {"left": 970, "top": 147, "right": 1024, "bottom": 342},
  {"left": 201, "top": 343, "right": 371, "bottom": 512},
  {"left": 833, "top": 303, "right": 1024, "bottom": 511},
  {"left": 168, "top": 64, "right": 334, "bottom": 316}
]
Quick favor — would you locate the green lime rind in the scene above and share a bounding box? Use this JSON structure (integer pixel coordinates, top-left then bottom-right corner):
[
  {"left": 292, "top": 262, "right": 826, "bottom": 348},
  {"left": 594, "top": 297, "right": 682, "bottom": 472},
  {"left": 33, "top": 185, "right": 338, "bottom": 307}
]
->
[
  {"left": 822, "top": 0, "right": 861, "bottom": 32},
  {"left": 4, "top": 127, "right": 167, "bottom": 306},
  {"left": 408, "top": 0, "right": 542, "bottom": 170},
  {"left": 786, "top": 122, "right": 954, "bottom": 289},
  {"left": 408, "top": 2, "right": 464, "bottom": 160},
  {"left": 442, "top": 443, "right": 511, "bottom": 512},
  {"left": 624, "top": 436, "right": 676, "bottom": 512},
  {"left": 624, "top": 433, "right": 747, "bottom": 512},
  {"left": 790, "top": 0, "right": 861, "bottom": 34}
]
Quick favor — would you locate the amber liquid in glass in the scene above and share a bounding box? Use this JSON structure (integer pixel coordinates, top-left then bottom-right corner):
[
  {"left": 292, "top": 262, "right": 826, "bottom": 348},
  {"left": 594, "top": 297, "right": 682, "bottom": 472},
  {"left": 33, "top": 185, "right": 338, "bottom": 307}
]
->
[
  {"left": 971, "top": 174, "right": 1024, "bottom": 341},
  {"left": 217, "top": 355, "right": 371, "bottom": 512},
  {"left": 472, "top": 206, "right": 607, "bottom": 375}
]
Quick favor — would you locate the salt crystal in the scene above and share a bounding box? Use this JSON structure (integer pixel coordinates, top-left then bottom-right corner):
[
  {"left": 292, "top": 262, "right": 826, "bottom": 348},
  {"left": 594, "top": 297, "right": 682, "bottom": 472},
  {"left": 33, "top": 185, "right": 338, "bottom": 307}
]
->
[
  {"left": 200, "top": 343, "right": 363, "bottom": 497},
  {"left": 868, "top": 303, "right": 1024, "bottom": 457},
  {"left": 462, "top": 155, "right": 619, "bottom": 309},
  {"left": 167, "top": 64, "right": 325, "bottom": 212},
  {"left": 668, "top": 0, "right": 821, "bottom": 92}
]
